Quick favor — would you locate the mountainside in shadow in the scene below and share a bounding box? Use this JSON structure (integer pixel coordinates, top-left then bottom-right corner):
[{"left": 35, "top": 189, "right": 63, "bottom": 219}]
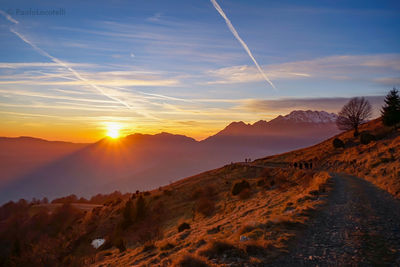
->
[
  {"left": 0, "top": 137, "right": 86, "bottom": 187},
  {"left": 203, "top": 110, "right": 339, "bottom": 149},
  {"left": 209, "top": 110, "right": 338, "bottom": 136},
  {"left": 0, "top": 117, "right": 397, "bottom": 266},
  {"left": 0, "top": 110, "right": 340, "bottom": 203}
]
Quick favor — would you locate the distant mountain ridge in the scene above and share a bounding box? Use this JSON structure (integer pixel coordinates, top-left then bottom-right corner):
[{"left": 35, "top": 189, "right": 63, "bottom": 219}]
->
[
  {"left": 210, "top": 110, "right": 338, "bottom": 137},
  {"left": 123, "top": 132, "right": 197, "bottom": 145},
  {"left": 0, "top": 110, "right": 340, "bottom": 203}
]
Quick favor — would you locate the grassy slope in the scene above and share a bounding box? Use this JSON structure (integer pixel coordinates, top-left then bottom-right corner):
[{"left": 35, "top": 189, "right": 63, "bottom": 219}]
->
[
  {"left": 90, "top": 166, "right": 331, "bottom": 266},
  {"left": 255, "top": 118, "right": 400, "bottom": 198},
  {"left": 92, "top": 119, "right": 398, "bottom": 266},
  {"left": 3, "top": 119, "right": 397, "bottom": 266}
]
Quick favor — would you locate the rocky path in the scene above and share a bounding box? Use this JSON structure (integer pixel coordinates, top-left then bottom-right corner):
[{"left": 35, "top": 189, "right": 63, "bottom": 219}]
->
[{"left": 273, "top": 173, "right": 400, "bottom": 266}]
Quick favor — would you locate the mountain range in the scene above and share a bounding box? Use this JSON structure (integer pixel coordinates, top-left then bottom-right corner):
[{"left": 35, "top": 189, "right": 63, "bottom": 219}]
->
[{"left": 0, "top": 110, "right": 340, "bottom": 203}]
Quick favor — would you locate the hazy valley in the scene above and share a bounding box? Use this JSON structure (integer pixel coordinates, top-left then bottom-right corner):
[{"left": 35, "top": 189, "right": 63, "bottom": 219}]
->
[
  {"left": 0, "top": 113, "right": 399, "bottom": 266},
  {"left": 0, "top": 110, "right": 339, "bottom": 203},
  {"left": 1, "top": 1, "right": 399, "bottom": 265}
]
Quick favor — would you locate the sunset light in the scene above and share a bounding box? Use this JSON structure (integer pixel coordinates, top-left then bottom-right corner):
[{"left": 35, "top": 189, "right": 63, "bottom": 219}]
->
[
  {"left": 0, "top": 1, "right": 399, "bottom": 265},
  {"left": 106, "top": 123, "right": 121, "bottom": 139}
]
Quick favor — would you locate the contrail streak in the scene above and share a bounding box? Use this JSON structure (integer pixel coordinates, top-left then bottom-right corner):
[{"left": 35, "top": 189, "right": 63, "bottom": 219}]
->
[
  {"left": 0, "top": 9, "right": 138, "bottom": 111},
  {"left": 209, "top": 0, "right": 276, "bottom": 90},
  {"left": 1, "top": 10, "right": 183, "bottom": 120},
  {"left": 9, "top": 28, "right": 134, "bottom": 110},
  {"left": 0, "top": 10, "right": 19, "bottom": 24}
]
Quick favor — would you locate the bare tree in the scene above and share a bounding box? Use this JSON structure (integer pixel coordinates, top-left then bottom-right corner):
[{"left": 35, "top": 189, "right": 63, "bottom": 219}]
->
[{"left": 336, "top": 97, "right": 372, "bottom": 136}]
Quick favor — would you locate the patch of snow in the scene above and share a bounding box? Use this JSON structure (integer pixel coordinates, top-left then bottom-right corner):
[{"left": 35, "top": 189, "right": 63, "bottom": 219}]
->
[
  {"left": 91, "top": 238, "right": 105, "bottom": 249},
  {"left": 282, "top": 110, "right": 338, "bottom": 123}
]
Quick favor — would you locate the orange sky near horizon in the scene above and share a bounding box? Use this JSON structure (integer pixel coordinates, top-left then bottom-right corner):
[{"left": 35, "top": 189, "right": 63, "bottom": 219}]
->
[
  {"left": 0, "top": 115, "right": 264, "bottom": 143},
  {"left": 0, "top": 102, "right": 386, "bottom": 143},
  {"left": 0, "top": 0, "right": 397, "bottom": 144}
]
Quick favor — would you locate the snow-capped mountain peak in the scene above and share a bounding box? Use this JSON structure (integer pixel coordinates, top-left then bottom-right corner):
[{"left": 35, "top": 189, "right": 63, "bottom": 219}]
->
[
  {"left": 278, "top": 110, "right": 338, "bottom": 123},
  {"left": 214, "top": 110, "right": 339, "bottom": 137}
]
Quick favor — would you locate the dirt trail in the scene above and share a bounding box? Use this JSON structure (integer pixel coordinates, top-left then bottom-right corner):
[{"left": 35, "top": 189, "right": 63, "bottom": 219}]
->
[{"left": 273, "top": 173, "right": 400, "bottom": 266}]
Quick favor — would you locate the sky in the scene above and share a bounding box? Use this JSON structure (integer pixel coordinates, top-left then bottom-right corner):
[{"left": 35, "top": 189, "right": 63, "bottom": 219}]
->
[{"left": 0, "top": 0, "right": 399, "bottom": 142}]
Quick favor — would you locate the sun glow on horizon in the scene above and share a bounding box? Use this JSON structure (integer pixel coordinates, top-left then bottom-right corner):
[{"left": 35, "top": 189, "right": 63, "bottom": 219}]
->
[{"left": 105, "top": 123, "right": 122, "bottom": 139}]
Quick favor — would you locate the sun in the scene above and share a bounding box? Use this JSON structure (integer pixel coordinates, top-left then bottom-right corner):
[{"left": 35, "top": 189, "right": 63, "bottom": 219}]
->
[{"left": 106, "top": 123, "right": 121, "bottom": 139}]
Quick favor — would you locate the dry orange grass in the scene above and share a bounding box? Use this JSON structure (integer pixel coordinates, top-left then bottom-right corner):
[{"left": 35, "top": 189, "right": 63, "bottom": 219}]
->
[
  {"left": 12, "top": 119, "right": 394, "bottom": 266},
  {"left": 91, "top": 166, "right": 332, "bottom": 266},
  {"left": 255, "top": 119, "right": 399, "bottom": 198}
]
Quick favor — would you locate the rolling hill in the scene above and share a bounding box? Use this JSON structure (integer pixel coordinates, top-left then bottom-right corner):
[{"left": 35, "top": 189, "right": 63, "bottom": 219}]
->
[
  {"left": 0, "top": 137, "right": 86, "bottom": 187},
  {"left": 0, "top": 117, "right": 398, "bottom": 266},
  {"left": 0, "top": 110, "right": 340, "bottom": 203}
]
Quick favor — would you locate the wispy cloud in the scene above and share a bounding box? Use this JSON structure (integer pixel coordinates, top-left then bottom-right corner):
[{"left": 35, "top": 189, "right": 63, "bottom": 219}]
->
[
  {"left": 0, "top": 11, "right": 163, "bottom": 118},
  {"left": 206, "top": 65, "right": 310, "bottom": 84},
  {"left": 0, "top": 110, "right": 60, "bottom": 119},
  {"left": 0, "top": 67, "right": 181, "bottom": 88},
  {"left": 206, "top": 54, "right": 400, "bottom": 84},
  {"left": 373, "top": 77, "right": 400, "bottom": 86},
  {"left": 9, "top": 28, "right": 137, "bottom": 111},
  {"left": 0, "top": 89, "right": 118, "bottom": 104},
  {"left": 0, "top": 11, "right": 187, "bottom": 120},
  {"left": 0, "top": 78, "right": 179, "bottom": 87},
  {"left": 0, "top": 102, "right": 124, "bottom": 112},
  {"left": 0, "top": 62, "right": 95, "bottom": 69},
  {"left": 243, "top": 95, "right": 385, "bottom": 117},
  {"left": 210, "top": 0, "right": 276, "bottom": 90}
]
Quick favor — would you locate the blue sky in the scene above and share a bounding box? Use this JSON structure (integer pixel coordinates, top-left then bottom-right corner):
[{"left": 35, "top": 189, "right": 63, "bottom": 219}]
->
[{"left": 0, "top": 0, "right": 399, "bottom": 141}]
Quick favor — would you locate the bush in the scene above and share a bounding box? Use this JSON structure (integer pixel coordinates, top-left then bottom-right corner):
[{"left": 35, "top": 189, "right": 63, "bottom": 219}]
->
[
  {"left": 49, "top": 203, "right": 82, "bottom": 234},
  {"left": 163, "top": 189, "right": 172, "bottom": 196},
  {"left": 345, "top": 139, "right": 357, "bottom": 148},
  {"left": 196, "top": 198, "right": 215, "bottom": 217},
  {"left": 270, "top": 180, "right": 276, "bottom": 187},
  {"left": 142, "top": 242, "right": 156, "bottom": 252},
  {"left": 173, "top": 254, "right": 209, "bottom": 267},
  {"left": 257, "top": 178, "right": 265, "bottom": 187},
  {"left": 178, "top": 222, "right": 190, "bottom": 232},
  {"left": 232, "top": 180, "right": 250, "bottom": 196},
  {"left": 239, "top": 188, "right": 251, "bottom": 200},
  {"left": 160, "top": 242, "right": 175, "bottom": 251},
  {"left": 360, "top": 131, "right": 375, "bottom": 145},
  {"left": 199, "top": 241, "right": 246, "bottom": 259},
  {"left": 332, "top": 138, "right": 344, "bottom": 149},
  {"left": 245, "top": 243, "right": 265, "bottom": 257},
  {"left": 381, "top": 157, "right": 392, "bottom": 163}
]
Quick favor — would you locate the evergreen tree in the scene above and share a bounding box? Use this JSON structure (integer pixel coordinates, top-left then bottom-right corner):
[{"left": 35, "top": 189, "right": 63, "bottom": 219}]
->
[
  {"left": 381, "top": 88, "right": 400, "bottom": 126},
  {"left": 122, "top": 199, "right": 134, "bottom": 227},
  {"left": 135, "top": 195, "right": 146, "bottom": 221}
]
